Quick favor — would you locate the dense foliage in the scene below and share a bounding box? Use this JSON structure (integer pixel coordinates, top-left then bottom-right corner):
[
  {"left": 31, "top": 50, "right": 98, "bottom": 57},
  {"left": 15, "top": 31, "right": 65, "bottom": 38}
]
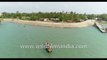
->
[{"left": 0, "top": 11, "right": 107, "bottom": 22}]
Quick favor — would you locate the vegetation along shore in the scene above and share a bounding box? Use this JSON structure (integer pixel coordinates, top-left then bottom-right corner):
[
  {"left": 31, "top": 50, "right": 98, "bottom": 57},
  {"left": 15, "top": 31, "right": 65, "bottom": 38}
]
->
[{"left": 0, "top": 11, "right": 107, "bottom": 28}]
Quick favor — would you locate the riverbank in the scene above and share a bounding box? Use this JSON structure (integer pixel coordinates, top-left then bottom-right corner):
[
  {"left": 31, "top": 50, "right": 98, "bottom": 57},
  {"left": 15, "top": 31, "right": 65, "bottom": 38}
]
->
[{"left": 2, "top": 19, "right": 96, "bottom": 28}]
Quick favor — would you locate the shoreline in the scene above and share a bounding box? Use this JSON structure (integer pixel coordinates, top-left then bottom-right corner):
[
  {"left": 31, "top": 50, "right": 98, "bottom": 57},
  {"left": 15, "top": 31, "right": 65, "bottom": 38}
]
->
[{"left": 2, "top": 19, "right": 96, "bottom": 28}]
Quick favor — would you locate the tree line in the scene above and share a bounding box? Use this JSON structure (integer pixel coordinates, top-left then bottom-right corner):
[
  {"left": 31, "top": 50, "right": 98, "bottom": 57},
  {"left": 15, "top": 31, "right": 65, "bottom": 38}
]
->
[{"left": 0, "top": 11, "right": 107, "bottom": 22}]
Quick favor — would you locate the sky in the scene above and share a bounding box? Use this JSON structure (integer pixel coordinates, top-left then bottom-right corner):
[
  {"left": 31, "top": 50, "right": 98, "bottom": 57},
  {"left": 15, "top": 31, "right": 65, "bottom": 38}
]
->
[{"left": 0, "top": 2, "right": 107, "bottom": 14}]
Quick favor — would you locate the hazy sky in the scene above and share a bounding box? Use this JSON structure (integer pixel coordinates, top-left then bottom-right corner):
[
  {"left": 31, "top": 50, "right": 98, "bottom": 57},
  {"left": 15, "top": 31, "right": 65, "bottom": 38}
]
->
[{"left": 0, "top": 2, "right": 107, "bottom": 14}]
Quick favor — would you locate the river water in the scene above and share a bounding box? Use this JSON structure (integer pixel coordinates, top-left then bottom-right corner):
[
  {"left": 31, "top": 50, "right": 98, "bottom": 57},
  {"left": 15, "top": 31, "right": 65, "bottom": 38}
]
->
[{"left": 0, "top": 22, "right": 107, "bottom": 58}]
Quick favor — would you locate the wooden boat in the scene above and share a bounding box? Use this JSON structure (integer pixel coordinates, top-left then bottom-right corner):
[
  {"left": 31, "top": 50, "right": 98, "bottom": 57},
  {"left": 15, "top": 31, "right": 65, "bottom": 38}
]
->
[{"left": 45, "top": 41, "right": 52, "bottom": 53}]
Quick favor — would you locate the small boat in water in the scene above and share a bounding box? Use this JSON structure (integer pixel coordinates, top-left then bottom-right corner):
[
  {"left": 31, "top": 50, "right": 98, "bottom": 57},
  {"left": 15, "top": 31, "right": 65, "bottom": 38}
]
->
[{"left": 45, "top": 41, "right": 52, "bottom": 53}]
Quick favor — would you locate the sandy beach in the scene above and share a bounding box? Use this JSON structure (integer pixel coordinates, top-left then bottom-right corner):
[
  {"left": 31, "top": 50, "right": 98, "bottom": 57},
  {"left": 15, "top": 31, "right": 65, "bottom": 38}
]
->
[{"left": 3, "top": 19, "right": 96, "bottom": 28}]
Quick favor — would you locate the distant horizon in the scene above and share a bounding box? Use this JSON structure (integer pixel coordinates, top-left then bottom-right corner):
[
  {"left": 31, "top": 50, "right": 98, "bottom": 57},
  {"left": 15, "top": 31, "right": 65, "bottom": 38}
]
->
[
  {"left": 0, "top": 11, "right": 105, "bottom": 15},
  {"left": 0, "top": 2, "right": 107, "bottom": 14}
]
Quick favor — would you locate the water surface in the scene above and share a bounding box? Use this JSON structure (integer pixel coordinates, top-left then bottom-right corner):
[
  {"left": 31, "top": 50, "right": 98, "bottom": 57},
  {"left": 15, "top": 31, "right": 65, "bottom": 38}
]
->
[{"left": 0, "top": 22, "right": 107, "bottom": 58}]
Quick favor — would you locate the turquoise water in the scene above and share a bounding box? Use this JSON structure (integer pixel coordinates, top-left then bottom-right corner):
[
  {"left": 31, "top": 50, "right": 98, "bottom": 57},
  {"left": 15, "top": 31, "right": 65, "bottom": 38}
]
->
[{"left": 0, "top": 22, "right": 107, "bottom": 58}]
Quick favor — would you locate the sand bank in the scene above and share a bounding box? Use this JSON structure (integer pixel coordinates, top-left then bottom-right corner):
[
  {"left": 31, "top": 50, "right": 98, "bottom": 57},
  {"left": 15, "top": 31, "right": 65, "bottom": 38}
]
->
[{"left": 3, "top": 19, "right": 96, "bottom": 28}]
